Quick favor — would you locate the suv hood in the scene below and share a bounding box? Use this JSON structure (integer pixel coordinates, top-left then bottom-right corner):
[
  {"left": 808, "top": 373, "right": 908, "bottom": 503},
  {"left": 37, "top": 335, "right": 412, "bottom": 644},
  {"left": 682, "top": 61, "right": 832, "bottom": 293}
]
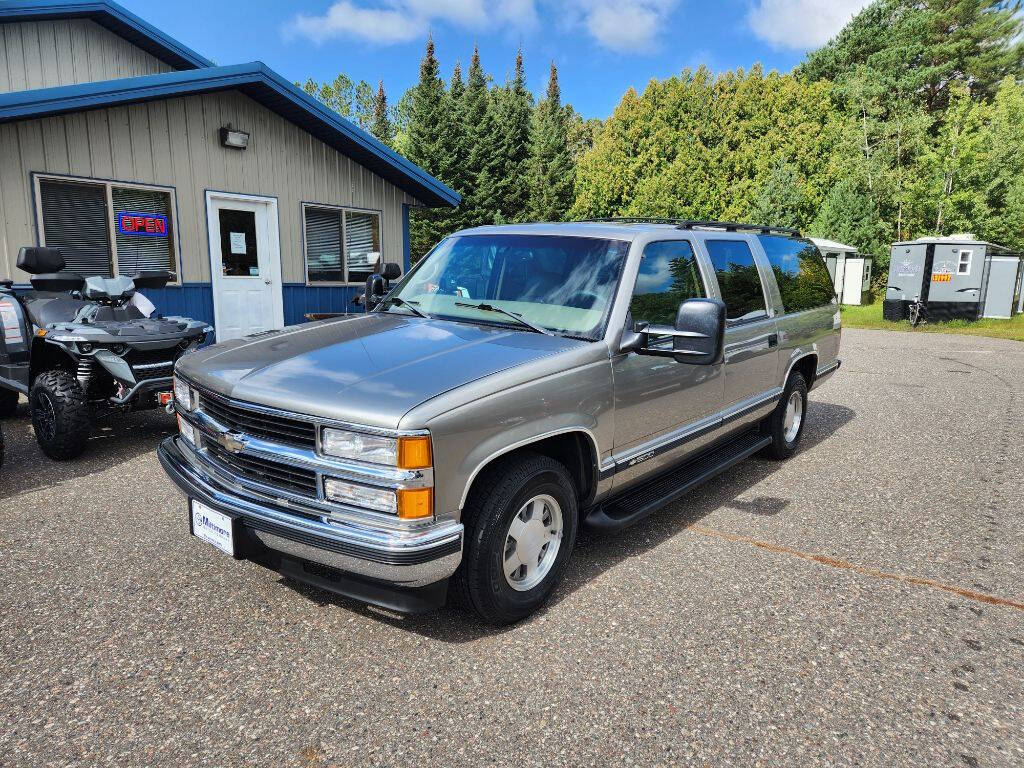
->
[{"left": 176, "top": 313, "right": 586, "bottom": 428}]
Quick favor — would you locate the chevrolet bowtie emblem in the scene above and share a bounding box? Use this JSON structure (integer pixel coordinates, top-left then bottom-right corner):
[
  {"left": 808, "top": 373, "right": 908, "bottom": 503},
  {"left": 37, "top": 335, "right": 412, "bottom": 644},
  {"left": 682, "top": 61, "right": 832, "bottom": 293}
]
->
[{"left": 216, "top": 431, "right": 246, "bottom": 453}]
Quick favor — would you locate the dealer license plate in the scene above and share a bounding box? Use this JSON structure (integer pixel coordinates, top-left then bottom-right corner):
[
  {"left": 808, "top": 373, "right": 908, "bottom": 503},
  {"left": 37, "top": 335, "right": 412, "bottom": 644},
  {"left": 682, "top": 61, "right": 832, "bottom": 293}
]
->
[{"left": 191, "top": 500, "right": 234, "bottom": 556}]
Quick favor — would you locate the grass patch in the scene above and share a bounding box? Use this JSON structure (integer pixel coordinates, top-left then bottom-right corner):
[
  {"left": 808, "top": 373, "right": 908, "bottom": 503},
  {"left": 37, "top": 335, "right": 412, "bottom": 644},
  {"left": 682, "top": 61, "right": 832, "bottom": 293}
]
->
[{"left": 841, "top": 301, "right": 1024, "bottom": 342}]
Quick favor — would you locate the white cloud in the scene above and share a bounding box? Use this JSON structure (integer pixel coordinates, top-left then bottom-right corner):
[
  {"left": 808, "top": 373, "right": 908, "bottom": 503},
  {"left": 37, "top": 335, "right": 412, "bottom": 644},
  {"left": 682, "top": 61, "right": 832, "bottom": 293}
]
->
[
  {"left": 285, "top": 0, "right": 672, "bottom": 51},
  {"left": 746, "top": 0, "right": 870, "bottom": 50},
  {"left": 286, "top": 0, "right": 537, "bottom": 46}
]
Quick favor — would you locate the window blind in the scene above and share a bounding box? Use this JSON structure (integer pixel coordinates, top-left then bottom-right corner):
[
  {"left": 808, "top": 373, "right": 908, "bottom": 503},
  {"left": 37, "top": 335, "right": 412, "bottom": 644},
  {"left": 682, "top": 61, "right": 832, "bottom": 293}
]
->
[
  {"left": 305, "top": 207, "right": 344, "bottom": 283},
  {"left": 111, "top": 187, "right": 176, "bottom": 276},
  {"left": 344, "top": 211, "right": 381, "bottom": 281},
  {"left": 39, "top": 180, "right": 112, "bottom": 277}
]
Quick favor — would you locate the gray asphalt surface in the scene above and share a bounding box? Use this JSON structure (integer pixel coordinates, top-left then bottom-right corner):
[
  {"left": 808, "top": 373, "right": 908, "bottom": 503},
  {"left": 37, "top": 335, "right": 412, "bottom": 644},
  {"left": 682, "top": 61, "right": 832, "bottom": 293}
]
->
[{"left": 1, "top": 328, "right": 1022, "bottom": 768}]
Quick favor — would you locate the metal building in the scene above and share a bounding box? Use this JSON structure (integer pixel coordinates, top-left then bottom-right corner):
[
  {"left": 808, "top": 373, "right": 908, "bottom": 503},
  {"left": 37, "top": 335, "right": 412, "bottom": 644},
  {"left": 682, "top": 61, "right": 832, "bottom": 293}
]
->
[
  {"left": 0, "top": 0, "right": 459, "bottom": 341},
  {"left": 811, "top": 238, "right": 872, "bottom": 305},
  {"left": 884, "top": 235, "right": 1023, "bottom": 321}
]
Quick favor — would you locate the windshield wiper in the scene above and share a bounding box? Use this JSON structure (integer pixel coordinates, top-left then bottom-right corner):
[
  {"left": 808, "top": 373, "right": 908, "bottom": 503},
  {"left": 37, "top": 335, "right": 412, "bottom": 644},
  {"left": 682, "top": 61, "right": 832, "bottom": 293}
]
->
[
  {"left": 454, "top": 302, "right": 554, "bottom": 336},
  {"left": 385, "top": 297, "right": 432, "bottom": 320}
]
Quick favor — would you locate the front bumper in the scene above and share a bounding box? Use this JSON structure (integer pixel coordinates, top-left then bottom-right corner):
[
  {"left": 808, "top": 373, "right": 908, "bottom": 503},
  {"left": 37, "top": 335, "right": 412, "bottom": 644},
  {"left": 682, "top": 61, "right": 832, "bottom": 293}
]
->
[{"left": 157, "top": 436, "right": 463, "bottom": 612}]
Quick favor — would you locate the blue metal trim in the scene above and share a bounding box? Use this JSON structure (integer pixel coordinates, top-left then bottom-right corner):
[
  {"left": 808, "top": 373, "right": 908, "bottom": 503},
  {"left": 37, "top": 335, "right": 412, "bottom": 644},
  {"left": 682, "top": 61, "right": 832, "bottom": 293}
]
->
[
  {"left": 0, "top": 0, "right": 214, "bottom": 70},
  {"left": 402, "top": 203, "right": 412, "bottom": 273},
  {"left": 0, "top": 63, "right": 461, "bottom": 208}
]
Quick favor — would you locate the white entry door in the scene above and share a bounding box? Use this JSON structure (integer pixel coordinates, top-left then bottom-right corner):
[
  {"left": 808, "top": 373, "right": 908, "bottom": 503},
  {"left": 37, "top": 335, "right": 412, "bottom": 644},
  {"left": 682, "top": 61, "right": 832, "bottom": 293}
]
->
[{"left": 206, "top": 192, "right": 284, "bottom": 342}]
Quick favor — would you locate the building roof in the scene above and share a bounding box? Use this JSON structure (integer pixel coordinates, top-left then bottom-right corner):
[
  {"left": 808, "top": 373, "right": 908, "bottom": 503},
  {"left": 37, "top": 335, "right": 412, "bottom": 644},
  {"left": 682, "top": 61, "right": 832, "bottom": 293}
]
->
[
  {"left": 810, "top": 237, "right": 858, "bottom": 253},
  {"left": 0, "top": 0, "right": 214, "bottom": 70},
  {"left": 892, "top": 234, "right": 995, "bottom": 247},
  {"left": 0, "top": 62, "right": 461, "bottom": 207}
]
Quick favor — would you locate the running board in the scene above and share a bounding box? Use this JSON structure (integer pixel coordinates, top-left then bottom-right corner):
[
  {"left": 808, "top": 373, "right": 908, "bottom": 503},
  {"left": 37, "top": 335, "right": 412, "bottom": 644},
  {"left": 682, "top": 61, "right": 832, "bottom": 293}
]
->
[{"left": 584, "top": 429, "right": 771, "bottom": 532}]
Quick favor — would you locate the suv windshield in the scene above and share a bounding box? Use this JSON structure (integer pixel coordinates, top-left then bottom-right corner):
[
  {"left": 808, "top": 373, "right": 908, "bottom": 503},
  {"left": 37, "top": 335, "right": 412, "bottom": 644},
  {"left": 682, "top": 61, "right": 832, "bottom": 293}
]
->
[{"left": 385, "top": 234, "right": 630, "bottom": 340}]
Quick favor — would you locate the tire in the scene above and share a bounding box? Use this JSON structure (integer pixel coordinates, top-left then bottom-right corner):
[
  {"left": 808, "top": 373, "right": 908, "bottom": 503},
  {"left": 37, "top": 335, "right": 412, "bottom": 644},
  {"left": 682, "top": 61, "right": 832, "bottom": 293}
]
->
[
  {"left": 0, "top": 388, "right": 18, "bottom": 418},
  {"left": 30, "top": 369, "right": 91, "bottom": 460},
  {"left": 762, "top": 372, "right": 808, "bottom": 461},
  {"left": 451, "top": 452, "right": 578, "bottom": 625}
]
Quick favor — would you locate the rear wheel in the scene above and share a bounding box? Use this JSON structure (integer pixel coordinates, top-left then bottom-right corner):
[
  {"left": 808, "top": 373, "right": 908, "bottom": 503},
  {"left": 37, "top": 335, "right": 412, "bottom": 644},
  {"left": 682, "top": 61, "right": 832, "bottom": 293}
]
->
[
  {"left": 763, "top": 372, "right": 808, "bottom": 460},
  {"left": 30, "top": 370, "right": 91, "bottom": 460},
  {"left": 451, "top": 452, "right": 578, "bottom": 625},
  {"left": 0, "top": 388, "right": 18, "bottom": 418}
]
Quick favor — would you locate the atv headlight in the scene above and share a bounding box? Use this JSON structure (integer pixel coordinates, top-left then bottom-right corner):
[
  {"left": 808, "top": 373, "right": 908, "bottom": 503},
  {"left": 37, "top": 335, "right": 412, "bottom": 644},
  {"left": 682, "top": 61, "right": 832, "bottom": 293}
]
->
[
  {"left": 173, "top": 376, "right": 196, "bottom": 411},
  {"left": 320, "top": 428, "right": 432, "bottom": 469}
]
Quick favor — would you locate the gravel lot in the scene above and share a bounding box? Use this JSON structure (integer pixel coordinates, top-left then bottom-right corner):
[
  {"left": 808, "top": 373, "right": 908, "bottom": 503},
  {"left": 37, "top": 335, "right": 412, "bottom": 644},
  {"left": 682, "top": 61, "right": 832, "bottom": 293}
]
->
[{"left": 1, "top": 328, "right": 1022, "bottom": 768}]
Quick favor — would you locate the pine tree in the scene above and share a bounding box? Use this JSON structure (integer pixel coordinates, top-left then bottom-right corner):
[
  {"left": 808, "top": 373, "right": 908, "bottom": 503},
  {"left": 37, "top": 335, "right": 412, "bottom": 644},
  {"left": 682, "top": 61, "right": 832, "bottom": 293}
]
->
[
  {"left": 406, "top": 36, "right": 449, "bottom": 258},
  {"left": 437, "top": 62, "right": 469, "bottom": 235},
  {"left": 527, "top": 62, "right": 574, "bottom": 221},
  {"left": 489, "top": 50, "right": 534, "bottom": 222},
  {"left": 370, "top": 80, "right": 392, "bottom": 146},
  {"left": 353, "top": 80, "right": 374, "bottom": 130},
  {"left": 462, "top": 46, "right": 501, "bottom": 227},
  {"left": 749, "top": 160, "right": 806, "bottom": 230}
]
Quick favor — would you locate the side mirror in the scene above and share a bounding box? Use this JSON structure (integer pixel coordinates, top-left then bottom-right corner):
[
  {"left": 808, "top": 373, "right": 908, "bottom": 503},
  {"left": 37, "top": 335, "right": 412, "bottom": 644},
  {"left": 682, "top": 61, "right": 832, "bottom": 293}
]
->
[
  {"left": 670, "top": 298, "right": 726, "bottom": 365},
  {"left": 364, "top": 273, "right": 387, "bottom": 311},
  {"left": 381, "top": 262, "right": 401, "bottom": 281},
  {"left": 621, "top": 298, "right": 725, "bottom": 366}
]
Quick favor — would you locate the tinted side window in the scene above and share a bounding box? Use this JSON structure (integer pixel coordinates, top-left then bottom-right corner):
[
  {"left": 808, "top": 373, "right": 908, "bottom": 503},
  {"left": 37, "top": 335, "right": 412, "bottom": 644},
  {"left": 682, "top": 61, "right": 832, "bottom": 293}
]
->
[
  {"left": 705, "top": 239, "right": 768, "bottom": 322},
  {"left": 758, "top": 235, "right": 836, "bottom": 313},
  {"left": 629, "top": 240, "right": 706, "bottom": 325}
]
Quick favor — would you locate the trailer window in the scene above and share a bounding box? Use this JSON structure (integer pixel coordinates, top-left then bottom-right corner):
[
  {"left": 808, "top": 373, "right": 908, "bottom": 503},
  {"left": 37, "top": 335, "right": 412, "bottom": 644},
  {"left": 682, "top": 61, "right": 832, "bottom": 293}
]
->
[
  {"left": 757, "top": 235, "right": 836, "bottom": 313},
  {"left": 958, "top": 250, "right": 972, "bottom": 275},
  {"left": 705, "top": 239, "right": 768, "bottom": 323},
  {"left": 629, "top": 240, "right": 706, "bottom": 326}
]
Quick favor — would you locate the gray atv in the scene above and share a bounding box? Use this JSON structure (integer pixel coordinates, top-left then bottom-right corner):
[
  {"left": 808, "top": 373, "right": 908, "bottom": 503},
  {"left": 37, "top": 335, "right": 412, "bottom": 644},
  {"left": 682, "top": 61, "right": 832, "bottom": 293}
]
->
[{"left": 0, "top": 247, "right": 211, "bottom": 460}]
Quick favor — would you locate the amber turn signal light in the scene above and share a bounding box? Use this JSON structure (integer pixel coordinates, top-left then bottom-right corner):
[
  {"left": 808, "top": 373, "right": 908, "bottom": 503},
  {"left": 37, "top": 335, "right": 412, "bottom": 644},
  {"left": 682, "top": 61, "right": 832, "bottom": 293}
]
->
[
  {"left": 397, "top": 488, "right": 433, "bottom": 519},
  {"left": 397, "top": 436, "right": 432, "bottom": 469}
]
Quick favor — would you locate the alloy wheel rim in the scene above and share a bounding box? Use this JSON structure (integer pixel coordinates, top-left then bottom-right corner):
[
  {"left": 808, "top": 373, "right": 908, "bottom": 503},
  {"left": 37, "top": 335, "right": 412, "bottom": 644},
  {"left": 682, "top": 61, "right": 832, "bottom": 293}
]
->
[
  {"left": 503, "top": 493, "right": 563, "bottom": 592},
  {"left": 783, "top": 390, "right": 804, "bottom": 444},
  {"left": 33, "top": 392, "right": 56, "bottom": 441}
]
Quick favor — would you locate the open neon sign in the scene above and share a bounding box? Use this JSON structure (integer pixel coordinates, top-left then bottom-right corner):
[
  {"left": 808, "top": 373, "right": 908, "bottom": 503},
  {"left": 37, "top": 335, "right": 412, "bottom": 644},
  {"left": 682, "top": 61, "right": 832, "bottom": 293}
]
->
[{"left": 117, "top": 212, "right": 168, "bottom": 237}]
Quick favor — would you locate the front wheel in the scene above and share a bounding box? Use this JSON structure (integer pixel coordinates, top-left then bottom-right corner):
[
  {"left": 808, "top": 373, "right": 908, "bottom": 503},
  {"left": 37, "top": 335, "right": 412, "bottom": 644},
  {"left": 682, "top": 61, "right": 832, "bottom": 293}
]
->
[
  {"left": 762, "top": 372, "right": 808, "bottom": 460},
  {"left": 451, "top": 452, "right": 578, "bottom": 625},
  {"left": 30, "top": 370, "right": 91, "bottom": 460}
]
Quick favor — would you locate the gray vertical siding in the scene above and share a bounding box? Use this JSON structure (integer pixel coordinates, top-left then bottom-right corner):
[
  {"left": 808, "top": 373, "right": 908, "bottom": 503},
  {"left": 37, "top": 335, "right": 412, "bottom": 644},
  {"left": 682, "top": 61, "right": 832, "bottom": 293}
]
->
[
  {"left": 0, "top": 89, "right": 421, "bottom": 283},
  {"left": 0, "top": 19, "right": 175, "bottom": 94}
]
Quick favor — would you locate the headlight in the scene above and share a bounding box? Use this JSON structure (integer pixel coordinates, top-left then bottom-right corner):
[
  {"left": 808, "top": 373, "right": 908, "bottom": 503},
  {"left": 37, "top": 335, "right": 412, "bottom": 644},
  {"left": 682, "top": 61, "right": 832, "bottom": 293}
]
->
[
  {"left": 321, "top": 428, "right": 432, "bottom": 469},
  {"left": 324, "top": 477, "right": 397, "bottom": 514},
  {"left": 173, "top": 376, "right": 195, "bottom": 411},
  {"left": 177, "top": 414, "right": 196, "bottom": 445}
]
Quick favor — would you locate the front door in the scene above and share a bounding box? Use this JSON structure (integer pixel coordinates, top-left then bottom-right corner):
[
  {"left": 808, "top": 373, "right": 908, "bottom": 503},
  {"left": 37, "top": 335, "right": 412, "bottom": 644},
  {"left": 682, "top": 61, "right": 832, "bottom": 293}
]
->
[
  {"left": 611, "top": 239, "right": 724, "bottom": 491},
  {"left": 206, "top": 192, "right": 283, "bottom": 342}
]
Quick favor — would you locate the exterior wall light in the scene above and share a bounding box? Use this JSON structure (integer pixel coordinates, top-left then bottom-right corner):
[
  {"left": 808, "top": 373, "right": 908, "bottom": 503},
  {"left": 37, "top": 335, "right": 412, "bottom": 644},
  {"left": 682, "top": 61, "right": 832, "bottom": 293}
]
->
[{"left": 219, "top": 126, "right": 250, "bottom": 150}]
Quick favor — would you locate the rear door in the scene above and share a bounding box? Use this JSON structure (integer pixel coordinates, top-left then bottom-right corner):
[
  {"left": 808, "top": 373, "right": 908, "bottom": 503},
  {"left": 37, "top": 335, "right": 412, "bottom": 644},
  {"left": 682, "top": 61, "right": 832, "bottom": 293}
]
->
[{"left": 703, "top": 237, "right": 780, "bottom": 418}]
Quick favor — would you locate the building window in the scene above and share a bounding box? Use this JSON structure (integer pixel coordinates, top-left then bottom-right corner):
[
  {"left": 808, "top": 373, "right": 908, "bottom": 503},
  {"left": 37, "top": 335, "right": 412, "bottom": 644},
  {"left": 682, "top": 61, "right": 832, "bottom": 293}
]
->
[
  {"left": 304, "top": 204, "right": 383, "bottom": 284},
  {"left": 35, "top": 175, "right": 178, "bottom": 281},
  {"left": 958, "top": 250, "right": 972, "bottom": 275}
]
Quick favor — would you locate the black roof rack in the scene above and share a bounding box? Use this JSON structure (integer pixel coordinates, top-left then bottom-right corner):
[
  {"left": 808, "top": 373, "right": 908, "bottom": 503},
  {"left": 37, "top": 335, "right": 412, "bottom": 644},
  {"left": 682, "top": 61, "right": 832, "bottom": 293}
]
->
[{"left": 582, "top": 217, "right": 801, "bottom": 237}]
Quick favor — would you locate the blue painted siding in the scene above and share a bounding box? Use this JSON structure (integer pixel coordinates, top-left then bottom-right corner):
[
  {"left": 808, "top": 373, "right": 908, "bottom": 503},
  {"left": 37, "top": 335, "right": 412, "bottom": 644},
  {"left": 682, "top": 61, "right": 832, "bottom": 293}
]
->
[{"left": 283, "top": 283, "right": 364, "bottom": 325}]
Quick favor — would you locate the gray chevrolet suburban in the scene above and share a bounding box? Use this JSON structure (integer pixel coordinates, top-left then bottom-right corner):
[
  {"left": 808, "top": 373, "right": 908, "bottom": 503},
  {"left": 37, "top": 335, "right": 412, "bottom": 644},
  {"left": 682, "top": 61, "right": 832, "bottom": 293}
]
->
[{"left": 159, "top": 219, "right": 841, "bottom": 624}]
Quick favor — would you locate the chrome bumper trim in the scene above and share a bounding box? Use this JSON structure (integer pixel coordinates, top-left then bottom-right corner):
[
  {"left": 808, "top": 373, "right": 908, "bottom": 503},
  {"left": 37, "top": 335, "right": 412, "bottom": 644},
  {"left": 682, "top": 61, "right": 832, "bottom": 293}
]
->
[{"left": 158, "top": 436, "right": 462, "bottom": 587}]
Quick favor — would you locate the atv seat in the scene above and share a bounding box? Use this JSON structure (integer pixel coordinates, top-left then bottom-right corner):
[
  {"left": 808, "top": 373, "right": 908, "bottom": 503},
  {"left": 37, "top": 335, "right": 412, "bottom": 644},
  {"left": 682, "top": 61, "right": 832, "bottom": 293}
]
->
[{"left": 23, "top": 294, "right": 89, "bottom": 327}]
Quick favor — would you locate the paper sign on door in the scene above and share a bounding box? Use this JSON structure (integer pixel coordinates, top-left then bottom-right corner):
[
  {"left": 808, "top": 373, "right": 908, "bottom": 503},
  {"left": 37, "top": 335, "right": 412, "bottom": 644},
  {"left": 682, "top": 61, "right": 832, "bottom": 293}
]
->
[{"left": 229, "top": 232, "right": 246, "bottom": 254}]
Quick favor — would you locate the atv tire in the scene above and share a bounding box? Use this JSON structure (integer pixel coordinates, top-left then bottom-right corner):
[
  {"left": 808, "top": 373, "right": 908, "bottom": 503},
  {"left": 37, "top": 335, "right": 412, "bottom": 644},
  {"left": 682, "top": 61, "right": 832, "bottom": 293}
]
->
[
  {"left": 0, "top": 388, "right": 18, "bottom": 418},
  {"left": 30, "top": 370, "right": 91, "bottom": 460}
]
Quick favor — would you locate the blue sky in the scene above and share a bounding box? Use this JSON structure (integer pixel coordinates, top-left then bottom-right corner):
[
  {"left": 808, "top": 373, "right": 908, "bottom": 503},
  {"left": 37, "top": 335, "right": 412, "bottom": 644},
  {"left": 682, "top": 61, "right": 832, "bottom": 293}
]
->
[{"left": 124, "top": 1, "right": 869, "bottom": 119}]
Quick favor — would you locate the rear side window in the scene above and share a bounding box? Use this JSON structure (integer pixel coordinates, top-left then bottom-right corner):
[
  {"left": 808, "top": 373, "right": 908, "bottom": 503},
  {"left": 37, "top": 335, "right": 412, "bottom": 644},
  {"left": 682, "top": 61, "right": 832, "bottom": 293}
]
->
[
  {"left": 758, "top": 236, "right": 836, "bottom": 313},
  {"left": 705, "top": 239, "right": 768, "bottom": 323},
  {"left": 629, "top": 240, "right": 706, "bottom": 325}
]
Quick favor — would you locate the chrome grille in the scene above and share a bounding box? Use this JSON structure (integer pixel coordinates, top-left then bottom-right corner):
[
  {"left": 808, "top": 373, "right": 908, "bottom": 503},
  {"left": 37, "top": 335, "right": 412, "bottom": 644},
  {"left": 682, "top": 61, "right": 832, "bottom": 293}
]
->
[
  {"left": 204, "top": 439, "right": 318, "bottom": 497},
  {"left": 198, "top": 389, "right": 317, "bottom": 449}
]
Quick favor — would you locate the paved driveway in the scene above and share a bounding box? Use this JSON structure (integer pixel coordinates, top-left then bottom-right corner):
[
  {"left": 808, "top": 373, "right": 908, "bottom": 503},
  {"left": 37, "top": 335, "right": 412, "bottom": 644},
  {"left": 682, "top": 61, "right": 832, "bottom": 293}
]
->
[{"left": 1, "top": 329, "right": 1022, "bottom": 767}]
